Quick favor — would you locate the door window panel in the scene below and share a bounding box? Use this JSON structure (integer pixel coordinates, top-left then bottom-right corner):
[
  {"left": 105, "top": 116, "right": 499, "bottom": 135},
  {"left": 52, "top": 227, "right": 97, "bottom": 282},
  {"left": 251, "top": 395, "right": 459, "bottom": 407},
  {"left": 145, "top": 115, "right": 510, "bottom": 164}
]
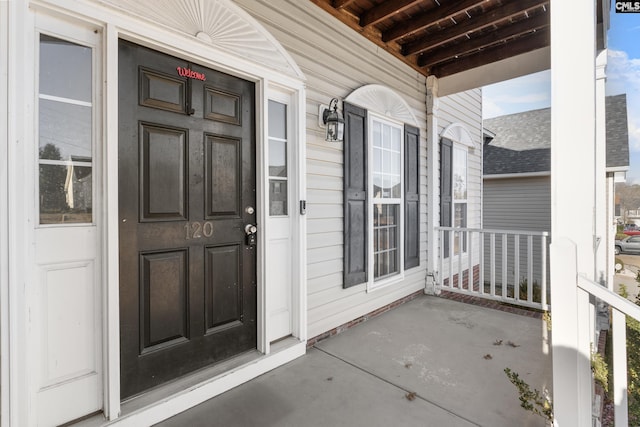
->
[
  {"left": 38, "top": 35, "right": 93, "bottom": 224},
  {"left": 268, "top": 100, "right": 288, "bottom": 216}
]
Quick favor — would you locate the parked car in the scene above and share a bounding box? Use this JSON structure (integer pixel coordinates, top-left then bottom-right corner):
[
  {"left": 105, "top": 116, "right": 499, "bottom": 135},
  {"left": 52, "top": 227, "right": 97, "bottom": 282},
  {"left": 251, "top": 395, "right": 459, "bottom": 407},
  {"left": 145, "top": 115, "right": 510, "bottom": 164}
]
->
[
  {"left": 615, "top": 235, "right": 640, "bottom": 254},
  {"left": 623, "top": 227, "right": 640, "bottom": 236}
]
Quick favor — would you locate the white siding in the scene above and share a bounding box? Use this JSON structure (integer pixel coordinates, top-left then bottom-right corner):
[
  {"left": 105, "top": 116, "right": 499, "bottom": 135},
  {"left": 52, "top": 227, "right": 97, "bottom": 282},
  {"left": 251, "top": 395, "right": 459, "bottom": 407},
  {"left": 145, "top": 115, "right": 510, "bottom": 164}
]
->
[
  {"left": 435, "top": 91, "right": 484, "bottom": 280},
  {"left": 238, "top": 0, "right": 484, "bottom": 338}
]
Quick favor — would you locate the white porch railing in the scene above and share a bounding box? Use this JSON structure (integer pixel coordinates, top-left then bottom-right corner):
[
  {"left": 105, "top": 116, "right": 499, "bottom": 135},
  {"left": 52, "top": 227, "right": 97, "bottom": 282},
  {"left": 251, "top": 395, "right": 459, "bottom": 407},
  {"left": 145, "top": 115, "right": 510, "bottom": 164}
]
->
[
  {"left": 435, "top": 227, "right": 550, "bottom": 311},
  {"left": 577, "top": 274, "right": 640, "bottom": 426}
]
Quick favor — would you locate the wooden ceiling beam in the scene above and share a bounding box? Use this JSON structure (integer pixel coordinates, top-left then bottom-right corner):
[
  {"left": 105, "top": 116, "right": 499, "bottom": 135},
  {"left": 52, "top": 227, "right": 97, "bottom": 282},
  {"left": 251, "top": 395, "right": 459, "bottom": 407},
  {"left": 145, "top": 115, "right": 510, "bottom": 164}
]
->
[
  {"left": 428, "top": 29, "right": 550, "bottom": 78},
  {"left": 382, "top": 0, "right": 487, "bottom": 43},
  {"left": 402, "top": 0, "right": 549, "bottom": 56},
  {"left": 332, "top": 0, "right": 357, "bottom": 9},
  {"left": 418, "top": 13, "right": 549, "bottom": 68},
  {"left": 360, "top": 0, "right": 422, "bottom": 27}
]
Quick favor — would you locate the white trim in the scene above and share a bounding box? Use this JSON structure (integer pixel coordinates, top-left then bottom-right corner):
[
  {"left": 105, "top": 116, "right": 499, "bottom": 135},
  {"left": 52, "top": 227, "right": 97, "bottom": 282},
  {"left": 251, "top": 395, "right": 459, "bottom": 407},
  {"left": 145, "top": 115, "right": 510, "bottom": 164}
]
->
[
  {"left": 344, "top": 84, "right": 419, "bottom": 127},
  {"left": 0, "top": 1, "right": 11, "bottom": 426},
  {"left": 86, "top": 340, "right": 305, "bottom": 426},
  {"left": 366, "top": 113, "right": 405, "bottom": 292},
  {"left": 440, "top": 122, "right": 476, "bottom": 149},
  {"left": 103, "top": 21, "right": 121, "bottom": 421},
  {"left": 483, "top": 171, "right": 551, "bottom": 179},
  {"left": 607, "top": 166, "right": 629, "bottom": 173},
  {"left": 7, "top": 1, "right": 309, "bottom": 425},
  {"left": 425, "top": 76, "right": 439, "bottom": 295}
]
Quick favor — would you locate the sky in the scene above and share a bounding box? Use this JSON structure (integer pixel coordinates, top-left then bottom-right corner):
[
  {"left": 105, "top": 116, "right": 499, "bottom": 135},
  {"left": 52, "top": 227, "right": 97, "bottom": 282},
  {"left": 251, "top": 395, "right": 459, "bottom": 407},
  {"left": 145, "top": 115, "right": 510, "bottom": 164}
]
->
[{"left": 483, "top": 9, "right": 640, "bottom": 183}]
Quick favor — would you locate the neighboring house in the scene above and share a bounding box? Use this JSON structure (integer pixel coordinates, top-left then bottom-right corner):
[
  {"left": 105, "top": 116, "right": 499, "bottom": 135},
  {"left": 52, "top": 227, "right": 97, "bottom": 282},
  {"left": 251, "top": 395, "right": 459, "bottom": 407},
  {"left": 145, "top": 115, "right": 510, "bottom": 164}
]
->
[
  {"left": 483, "top": 94, "right": 630, "bottom": 288},
  {"left": 0, "top": 0, "right": 614, "bottom": 426}
]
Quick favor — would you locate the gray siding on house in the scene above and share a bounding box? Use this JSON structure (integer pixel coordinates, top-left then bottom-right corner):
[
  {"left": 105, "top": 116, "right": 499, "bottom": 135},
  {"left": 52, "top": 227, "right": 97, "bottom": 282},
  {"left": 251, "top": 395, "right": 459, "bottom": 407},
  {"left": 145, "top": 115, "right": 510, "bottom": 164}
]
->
[
  {"left": 238, "top": 0, "right": 483, "bottom": 338},
  {"left": 483, "top": 176, "right": 551, "bottom": 232},
  {"left": 483, "top": 176, "right": 550, "bottom": 291}
]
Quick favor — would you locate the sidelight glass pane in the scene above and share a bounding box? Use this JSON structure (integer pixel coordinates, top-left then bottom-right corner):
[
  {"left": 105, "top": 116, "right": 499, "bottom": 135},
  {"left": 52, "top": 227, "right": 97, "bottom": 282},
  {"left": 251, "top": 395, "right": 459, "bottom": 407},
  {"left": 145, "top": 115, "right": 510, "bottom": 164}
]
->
[
  {"left": 40, "top": 35, "right": 92, "bottom": 102},
  {"left": 268, "top": 100, "right": 286, "bottom": 140},
  {"left": 268, "top": 100, "right": 288, "bottom": 216},
  {"left": 269, "top": 180, "right": 287, "bottom": 216},
  {"left": 39, "top": 99, "right": 92, "bottom": 159},
  {"left": 39, "top": 164, "right": 92, "bottom": 224},
  {"left": 38, "top": 34, "right": 93, "bottom": 224},
  {"left": 269, "top": 139, "right": 287, "bottom": 177}
]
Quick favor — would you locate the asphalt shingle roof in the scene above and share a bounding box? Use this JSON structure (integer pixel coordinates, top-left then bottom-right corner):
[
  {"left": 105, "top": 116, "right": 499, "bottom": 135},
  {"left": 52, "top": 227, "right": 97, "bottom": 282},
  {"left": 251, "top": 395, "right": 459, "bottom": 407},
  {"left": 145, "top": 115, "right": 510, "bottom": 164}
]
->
[{"left": 483, "top": 94, "right": 629, "bottom": 175}]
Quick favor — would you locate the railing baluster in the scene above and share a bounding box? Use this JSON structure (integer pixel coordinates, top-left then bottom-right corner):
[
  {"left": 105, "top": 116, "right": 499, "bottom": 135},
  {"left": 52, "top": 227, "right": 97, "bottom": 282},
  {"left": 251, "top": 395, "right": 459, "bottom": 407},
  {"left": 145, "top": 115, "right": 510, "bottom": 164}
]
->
[
  {"left": 527, "top": 235, "right": 533, "bottom": 303},
  {"left": 612, "top": 309, "right": 629, "bottom": 426},
  {"left": 438, "top": 228, "right": 444, "bottom": 289},
  {"left": 433, "top": 226, "right": 550, "bottom": 311},
  {"left": 514, "top": 234, "right": 520, "bottom": 301},
  {"left": 490, "top": 233, "right": 496, "bottom": 297},
  {"left": 502, "top": 233, "right": 507, "bottom": 299},
  {"left": 467, "top": 229, "right": 473, "bottom": 291},
  {"left": 541, "top": 233, "right": 548, "bottom": 309},
  {"left": 448, "top": 230, "right": 453, "bottom": 289},
  {"left": 479, "top": 231, "right": 484, "bottom": 295}
]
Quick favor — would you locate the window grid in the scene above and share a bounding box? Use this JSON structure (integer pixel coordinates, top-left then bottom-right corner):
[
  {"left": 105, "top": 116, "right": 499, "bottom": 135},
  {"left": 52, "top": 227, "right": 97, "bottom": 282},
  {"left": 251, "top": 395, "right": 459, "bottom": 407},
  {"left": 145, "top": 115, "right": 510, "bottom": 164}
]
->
[
  {"left": 371, "top": 118, "right": 402, "bottom": 281},
  {"left": 268, "top": 100, "right": 288, "bottom": 216},
  {"left": 38, "top": 34, "right": 94, "bottom": 225}
]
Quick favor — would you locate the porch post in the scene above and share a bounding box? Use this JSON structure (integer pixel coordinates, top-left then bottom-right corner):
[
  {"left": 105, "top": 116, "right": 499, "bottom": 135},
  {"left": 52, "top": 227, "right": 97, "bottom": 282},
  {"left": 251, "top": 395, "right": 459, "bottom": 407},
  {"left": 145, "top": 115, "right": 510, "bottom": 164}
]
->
[
  {"left": 595, "top": 50, "right": 608, "bottom": 289},
  {"left": 549, "top": 0, "right": 597, "bottom": 425},
  {"left": 426, "top": 75, "right": 439, "bottom": 294}
]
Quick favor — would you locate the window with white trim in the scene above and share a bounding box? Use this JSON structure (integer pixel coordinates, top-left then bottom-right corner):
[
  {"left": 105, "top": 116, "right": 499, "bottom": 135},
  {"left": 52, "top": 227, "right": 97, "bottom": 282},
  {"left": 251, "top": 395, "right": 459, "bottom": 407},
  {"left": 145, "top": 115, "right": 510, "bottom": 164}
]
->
[
  {"left": 452, "top": 145, "right": 467, "bottom": 254},
  {"left": 371, "top": 116, "right": 403, "bottom": 281},
  {"left": 342, "top": 101, "right": 419, "bottom": 290}
]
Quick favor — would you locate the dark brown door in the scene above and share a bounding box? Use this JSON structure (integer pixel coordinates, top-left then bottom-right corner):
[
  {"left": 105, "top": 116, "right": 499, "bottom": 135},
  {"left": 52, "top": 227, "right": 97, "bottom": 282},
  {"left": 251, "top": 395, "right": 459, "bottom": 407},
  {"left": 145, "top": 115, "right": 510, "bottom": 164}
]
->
[{"left": 118, "top": 41, "right": 256, "bottom": 399}]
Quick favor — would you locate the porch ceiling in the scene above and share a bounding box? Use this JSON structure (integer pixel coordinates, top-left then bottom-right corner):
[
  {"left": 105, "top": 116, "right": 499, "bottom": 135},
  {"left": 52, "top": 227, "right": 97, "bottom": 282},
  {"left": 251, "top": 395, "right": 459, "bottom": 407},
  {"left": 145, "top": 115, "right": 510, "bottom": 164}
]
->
[{"left": 310, "top": 0, "right": 606, "bottom": 81}]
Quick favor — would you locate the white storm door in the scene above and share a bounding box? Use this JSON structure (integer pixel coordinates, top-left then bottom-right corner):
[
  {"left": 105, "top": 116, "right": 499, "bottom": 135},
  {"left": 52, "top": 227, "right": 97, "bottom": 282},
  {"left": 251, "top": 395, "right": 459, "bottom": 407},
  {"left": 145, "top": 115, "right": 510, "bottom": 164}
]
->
[{"left": 33, "top": 16, "right": 103, "bottom": 426}]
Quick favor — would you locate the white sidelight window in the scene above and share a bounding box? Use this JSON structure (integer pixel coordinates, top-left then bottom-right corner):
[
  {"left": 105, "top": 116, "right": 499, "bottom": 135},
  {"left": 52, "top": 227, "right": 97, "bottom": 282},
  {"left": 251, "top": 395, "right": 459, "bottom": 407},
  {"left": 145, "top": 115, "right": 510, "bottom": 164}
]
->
[
  {"left": 38, "top": 35, "right": 94, "bottom": 224},
  {"left": 268, "top": 99, "right": 288, "bottom": 216}
]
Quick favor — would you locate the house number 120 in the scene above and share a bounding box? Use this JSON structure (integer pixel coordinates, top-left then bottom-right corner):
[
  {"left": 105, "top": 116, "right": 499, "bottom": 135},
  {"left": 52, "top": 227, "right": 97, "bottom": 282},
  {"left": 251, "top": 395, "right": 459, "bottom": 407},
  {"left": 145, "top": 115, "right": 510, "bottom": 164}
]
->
[{"left": 185, "top": 221, "right": 214, "bottom": 239}]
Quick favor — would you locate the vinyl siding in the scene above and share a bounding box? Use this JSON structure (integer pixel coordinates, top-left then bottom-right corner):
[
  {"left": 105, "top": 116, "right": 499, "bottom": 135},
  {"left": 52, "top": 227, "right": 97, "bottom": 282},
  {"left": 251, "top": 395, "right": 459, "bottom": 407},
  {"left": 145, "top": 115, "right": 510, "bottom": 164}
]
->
[
  {"left": 483, "top": 176, "right": 551, "bottom": 289},
  {"left": 483, "top": 176, "right": 551, "bottom": 232},
  {"left": 237, "top": 0, "right": 482, "bottom": 338},
  {"left": 436, "top": 90, "right": 484, "bottom": 279}
]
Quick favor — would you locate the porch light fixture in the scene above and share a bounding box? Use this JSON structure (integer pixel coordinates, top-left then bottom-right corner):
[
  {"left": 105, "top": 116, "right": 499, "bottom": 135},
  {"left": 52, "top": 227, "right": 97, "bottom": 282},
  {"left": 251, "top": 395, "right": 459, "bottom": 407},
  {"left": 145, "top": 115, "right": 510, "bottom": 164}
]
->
[{"left": 322, "top": 98, "right": 344, "bottom": 142}]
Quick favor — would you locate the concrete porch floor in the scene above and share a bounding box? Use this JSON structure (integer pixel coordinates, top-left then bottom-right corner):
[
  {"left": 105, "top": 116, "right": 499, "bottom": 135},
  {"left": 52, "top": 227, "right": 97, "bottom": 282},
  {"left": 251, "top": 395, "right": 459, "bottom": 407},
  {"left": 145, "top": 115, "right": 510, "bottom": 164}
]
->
[{"left": 156, "top": 295, "right": 551, "bottom": 427}]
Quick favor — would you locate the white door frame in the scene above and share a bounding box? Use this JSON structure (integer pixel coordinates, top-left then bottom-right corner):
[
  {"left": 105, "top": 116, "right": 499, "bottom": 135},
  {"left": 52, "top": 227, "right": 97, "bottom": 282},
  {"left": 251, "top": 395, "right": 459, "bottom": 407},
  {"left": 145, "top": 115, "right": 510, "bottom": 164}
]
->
[{"left": 4, "top": 0, "right": 308, "bottom": 424}]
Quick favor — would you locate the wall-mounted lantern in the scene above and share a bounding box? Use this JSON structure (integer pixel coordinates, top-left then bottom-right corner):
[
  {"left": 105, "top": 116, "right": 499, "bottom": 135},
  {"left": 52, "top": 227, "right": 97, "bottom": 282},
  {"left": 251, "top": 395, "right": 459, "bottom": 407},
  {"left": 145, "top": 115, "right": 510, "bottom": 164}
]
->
[{"left": 321, "top": 98, "right": 344, "bottom": 142}]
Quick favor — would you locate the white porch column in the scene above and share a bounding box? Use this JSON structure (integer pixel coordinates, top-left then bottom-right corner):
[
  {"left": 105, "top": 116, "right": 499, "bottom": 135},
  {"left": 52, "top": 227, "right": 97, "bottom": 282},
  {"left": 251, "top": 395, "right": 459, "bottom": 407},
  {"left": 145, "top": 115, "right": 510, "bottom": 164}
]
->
[
  {"left": 595, "top": 50, "right": 608, "bottom": 288},
  {"left": 550, "top": 0, "right": 597, "bottom": 425},
  {"left": 426, "top": 75, "right": 439, "bottom": 294}
]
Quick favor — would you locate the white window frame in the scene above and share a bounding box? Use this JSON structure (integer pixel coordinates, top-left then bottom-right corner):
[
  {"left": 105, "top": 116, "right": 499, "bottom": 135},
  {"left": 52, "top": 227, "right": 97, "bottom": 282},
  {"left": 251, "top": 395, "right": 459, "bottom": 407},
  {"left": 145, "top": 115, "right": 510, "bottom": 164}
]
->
[
  {"left": 35, "top": 21, "right": 101, "bottom": 228},
  {"left": 367, "top": 113, "right": 404, "bottom": 291},
  {"left": 452, "top": 144, "right": 468, "bottom": 255}
]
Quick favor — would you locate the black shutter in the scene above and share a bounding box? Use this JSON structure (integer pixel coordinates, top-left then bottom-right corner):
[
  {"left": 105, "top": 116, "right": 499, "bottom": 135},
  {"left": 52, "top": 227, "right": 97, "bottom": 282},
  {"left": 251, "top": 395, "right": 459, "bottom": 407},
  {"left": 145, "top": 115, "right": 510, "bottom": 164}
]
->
[
  {"left": 440, "top": 138, "right": 453, "bottom": 257},
  {"left": 343, "top": 103, "right": 367, "bottom": 288},
  {"left": 404, "top": 124, "right": 420, "bottom": 269}
]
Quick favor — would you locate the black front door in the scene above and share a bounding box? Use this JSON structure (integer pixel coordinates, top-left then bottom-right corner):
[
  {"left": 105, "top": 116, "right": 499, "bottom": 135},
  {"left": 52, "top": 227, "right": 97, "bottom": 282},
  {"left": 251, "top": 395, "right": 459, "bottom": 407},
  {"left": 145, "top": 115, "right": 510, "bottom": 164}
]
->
[{"left": 118, "top": 41, "right": 257, "bottom": 399}]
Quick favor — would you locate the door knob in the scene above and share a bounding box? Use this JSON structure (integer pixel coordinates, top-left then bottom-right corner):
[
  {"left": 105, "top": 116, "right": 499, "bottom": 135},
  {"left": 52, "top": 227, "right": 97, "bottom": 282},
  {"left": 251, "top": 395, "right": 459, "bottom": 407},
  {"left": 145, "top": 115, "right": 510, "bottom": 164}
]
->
[{"left": 244, "top": 224, "right": 257, "bottom": 235}]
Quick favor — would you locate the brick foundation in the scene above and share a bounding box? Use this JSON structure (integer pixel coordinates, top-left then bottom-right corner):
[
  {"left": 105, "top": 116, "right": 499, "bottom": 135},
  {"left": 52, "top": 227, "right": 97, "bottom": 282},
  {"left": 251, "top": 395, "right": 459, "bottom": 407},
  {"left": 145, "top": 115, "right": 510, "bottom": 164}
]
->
[{"left": 306, "top": 289, "right": 424, "bottom": 347}]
